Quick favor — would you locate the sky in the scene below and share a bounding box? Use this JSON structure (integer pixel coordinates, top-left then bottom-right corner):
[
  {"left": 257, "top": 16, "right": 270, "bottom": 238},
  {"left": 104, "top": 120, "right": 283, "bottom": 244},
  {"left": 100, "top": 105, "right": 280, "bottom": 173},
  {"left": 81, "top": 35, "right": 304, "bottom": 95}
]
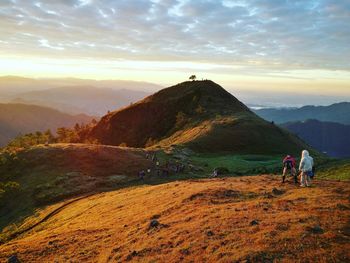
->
[{"left": 0, "top": 0, "right": 350, "bottom": 105}]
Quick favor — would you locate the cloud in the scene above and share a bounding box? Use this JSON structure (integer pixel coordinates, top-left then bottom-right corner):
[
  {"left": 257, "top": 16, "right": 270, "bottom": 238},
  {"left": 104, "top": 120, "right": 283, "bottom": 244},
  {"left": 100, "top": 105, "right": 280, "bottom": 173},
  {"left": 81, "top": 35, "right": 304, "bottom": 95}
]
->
[{"left": 0, "top": 0, "right": 349, "bottom": 71}]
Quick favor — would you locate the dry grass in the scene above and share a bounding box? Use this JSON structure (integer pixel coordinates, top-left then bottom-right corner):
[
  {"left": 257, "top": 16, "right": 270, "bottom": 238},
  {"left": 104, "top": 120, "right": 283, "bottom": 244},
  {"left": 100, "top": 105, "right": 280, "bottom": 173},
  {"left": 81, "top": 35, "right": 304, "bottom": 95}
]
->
[
  {"left": 0, "top": 143, "right": 153, "bottom": 230},
  {"left": 0, "top": 175, "right": 349, "bottom": 262}
]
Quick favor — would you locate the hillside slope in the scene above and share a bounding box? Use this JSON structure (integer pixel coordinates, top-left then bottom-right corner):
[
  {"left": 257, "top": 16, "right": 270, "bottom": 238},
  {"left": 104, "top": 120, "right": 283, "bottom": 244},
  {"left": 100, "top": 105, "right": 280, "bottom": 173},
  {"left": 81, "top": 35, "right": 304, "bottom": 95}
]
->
[
  {"left": 90, "top": 80, "right": 309, "bottom": 154},
  {"left": 0, "top": 144, "right": 153, "bottom": 230},
  {"left": 282, "top": 119, "right": 350, "bottom": 158},
  {"left": 254, "top": 102, "right": 350, "bottom": 124},
  {"left": 0, "top": 175, "right": 349, "bottom": 262},
  {"left": 0, "top": 103, "right": 94, "bottom": 146}
]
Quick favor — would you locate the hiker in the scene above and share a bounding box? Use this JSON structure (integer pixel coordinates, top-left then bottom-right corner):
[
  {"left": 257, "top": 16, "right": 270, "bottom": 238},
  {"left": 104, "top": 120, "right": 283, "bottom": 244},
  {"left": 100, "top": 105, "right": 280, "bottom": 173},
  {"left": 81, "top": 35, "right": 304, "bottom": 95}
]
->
[
  {"left": 175, "top": 161, "right": 180, "bottom": 173},
  {"left": 151, "top": 153, "right": 157, "bottom": 162},
  {"left": 139, "top": 170, "right": 146, "bottom": 181},
  {"left": 179, "top": 163, "right": 185, "bottom": 173},
  {"left": 299, "top": 150, "right": 314, "bottom": 187},
  {"left": 282, "top": 155, "right": 297, "bottom": 183},
  {"left": 155, "top": 161, "right": 161, "bottom": 176},
  {"left": 162, "top": 167, "right": 169, "bottom": 176}
]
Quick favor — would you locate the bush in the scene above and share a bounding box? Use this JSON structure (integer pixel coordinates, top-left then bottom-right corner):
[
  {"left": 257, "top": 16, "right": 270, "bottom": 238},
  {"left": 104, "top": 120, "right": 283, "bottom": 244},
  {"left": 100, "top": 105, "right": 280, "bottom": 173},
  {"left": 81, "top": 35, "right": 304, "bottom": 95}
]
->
[
  {"left": 0, "top": 181, "right": 21, "bottom": 207},
  {"left": 215, "top": 167, "right": 230, "bottom": 175},
  {"left": 175, "top": 111, "right": 187, "bottom": 128}
]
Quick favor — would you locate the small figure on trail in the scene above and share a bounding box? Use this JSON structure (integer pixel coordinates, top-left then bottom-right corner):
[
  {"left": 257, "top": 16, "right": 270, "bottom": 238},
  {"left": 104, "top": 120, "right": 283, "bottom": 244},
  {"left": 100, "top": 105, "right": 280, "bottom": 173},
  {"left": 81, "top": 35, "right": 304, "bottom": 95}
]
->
[
  {"left": 282, "top": 155, "right": 297, "bottom": 183},
  {"left": 162, "top": 167, "right": 169, "bottom": 177},
  {"left": 155, "top": 161, "right": 160, "bottom": 176},
  {"left": 211, "top": 168, "right": 218, "bottom": 178},
  {"left": 139, "top": 170, "right": 146, "bottom": 181},
  {"left": 299, "top": 150, "right": 314, "bottom": 187},
  {"left": 179, "top": 164, "right": 185, "bottom": 173},
  {"left": 152, "top": 153, "right": 157, "bottom": 162},
  {"left": 175, "top": 162, "right": 180, "bottom": 173}
]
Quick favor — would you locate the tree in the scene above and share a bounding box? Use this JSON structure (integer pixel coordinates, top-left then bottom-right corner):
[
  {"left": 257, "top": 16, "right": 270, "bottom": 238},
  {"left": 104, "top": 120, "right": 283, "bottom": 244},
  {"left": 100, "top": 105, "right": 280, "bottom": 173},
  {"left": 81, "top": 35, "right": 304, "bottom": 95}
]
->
[
  {"left": 44, "top": 129, "right": 55, "bottom": 143},
  {"left": 74, "top": 123, "right": 81, "bottom": 132},
  {"left": 175, "top": 111, "right": 187, "bottom": 128},
  {"left": 189, "top": 75, "right": 196, "bottom": 81}
]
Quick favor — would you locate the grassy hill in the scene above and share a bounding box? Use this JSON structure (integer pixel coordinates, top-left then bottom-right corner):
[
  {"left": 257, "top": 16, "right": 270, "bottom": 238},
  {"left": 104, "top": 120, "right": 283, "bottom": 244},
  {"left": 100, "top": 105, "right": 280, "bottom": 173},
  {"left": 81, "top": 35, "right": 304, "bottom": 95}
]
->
[
  {"left": 317, "top": 159, "right": 350, "bottom": 180},
  {"left": 0, "top": 175, "right": 349, "bottom": 262},
  {"left": 254, "top": 102, "right": 350, "bottom": 125},
  {"left": 0, "top": 142, "right": 289, "bottom": 231},
  {"left": 90, "top": 80, "right": 310, "bottom": 155},
  {"left": 0, "top": 103, "right": 94, "bottom": 146},
  {"left": 0, "top": 144, "right": 153, "bottom": 230}
]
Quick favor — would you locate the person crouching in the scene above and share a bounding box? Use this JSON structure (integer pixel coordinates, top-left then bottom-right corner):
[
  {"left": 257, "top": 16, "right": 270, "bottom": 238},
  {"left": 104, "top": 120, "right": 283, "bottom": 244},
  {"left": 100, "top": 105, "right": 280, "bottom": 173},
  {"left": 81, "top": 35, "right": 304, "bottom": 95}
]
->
[{"left": 282, "top": 154, "right": 297, "bottom": 183}]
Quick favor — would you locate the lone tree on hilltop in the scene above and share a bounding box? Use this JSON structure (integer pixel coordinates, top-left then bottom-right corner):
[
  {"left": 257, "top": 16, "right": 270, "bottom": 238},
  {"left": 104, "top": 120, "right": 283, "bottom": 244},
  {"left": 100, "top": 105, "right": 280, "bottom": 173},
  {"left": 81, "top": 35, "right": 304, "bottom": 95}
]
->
[{"left": 189, "top": 75, "right": 196, "bottom": 81}]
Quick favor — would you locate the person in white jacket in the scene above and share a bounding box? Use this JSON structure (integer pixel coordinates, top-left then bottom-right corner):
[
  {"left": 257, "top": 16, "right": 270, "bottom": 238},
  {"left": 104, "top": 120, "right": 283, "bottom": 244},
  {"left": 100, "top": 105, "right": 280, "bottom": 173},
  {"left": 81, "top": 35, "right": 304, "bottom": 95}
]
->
[{"left": 299, "top": 150, "right": 314, "bottom": 187}]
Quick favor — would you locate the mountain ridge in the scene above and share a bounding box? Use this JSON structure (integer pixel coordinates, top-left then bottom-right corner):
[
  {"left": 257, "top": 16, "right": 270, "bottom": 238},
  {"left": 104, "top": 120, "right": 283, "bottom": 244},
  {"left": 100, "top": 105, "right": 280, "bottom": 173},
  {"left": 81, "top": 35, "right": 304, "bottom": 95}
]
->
[
  {"left": 0, "top": 103, "right": 95, "bottom": 146},
  {"left": 9, "top": 86, "right": 151, "bottom": 116},
  {"left": 282, "top": 119, "right": 350, "bottom": 158},
  {"left": 254, "top": 102, "right": 350, "bottom": 124}
]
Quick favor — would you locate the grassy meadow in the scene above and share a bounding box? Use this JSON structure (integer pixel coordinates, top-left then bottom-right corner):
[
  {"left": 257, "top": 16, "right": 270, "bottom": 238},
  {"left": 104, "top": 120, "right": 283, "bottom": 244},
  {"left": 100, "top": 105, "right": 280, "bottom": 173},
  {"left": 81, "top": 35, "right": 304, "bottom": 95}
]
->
[
  {"left": 1, "top": 174, "right": 349, "bottom": 262},
  {"left": 1, "top": 143, "right": 349, "bottom": 246}
]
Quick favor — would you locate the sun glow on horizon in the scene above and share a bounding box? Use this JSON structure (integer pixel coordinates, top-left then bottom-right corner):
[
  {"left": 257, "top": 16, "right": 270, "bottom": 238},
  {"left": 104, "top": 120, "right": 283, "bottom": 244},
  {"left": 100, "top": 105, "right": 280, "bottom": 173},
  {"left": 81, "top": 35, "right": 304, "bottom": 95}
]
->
[
  {"left": 1, "top": 55, "right": 349, "bottom": 97},
  {"left": 0, "top": 0, "right": 349, "bottom": 98}
]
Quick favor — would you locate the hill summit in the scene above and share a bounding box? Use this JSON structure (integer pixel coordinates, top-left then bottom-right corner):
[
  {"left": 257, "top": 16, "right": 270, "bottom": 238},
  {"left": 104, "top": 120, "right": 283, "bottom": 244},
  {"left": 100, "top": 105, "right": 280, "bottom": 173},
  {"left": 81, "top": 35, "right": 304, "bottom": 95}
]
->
[{"left": 90, "top": 80, "right": 308, "bottom": 154}]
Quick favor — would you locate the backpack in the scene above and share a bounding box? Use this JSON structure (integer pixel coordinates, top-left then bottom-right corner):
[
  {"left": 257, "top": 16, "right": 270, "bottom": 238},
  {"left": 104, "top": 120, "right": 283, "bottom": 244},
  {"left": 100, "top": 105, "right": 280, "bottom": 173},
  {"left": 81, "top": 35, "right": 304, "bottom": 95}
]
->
[
  {"left": 310, "top": 166, "right": 316, "bottom": 178},
  {"left": 284, "top": 159, "right": 293, "bottom": 169},
  {"left": 306, "top": 170, "right": 314, "bottom": 178}
]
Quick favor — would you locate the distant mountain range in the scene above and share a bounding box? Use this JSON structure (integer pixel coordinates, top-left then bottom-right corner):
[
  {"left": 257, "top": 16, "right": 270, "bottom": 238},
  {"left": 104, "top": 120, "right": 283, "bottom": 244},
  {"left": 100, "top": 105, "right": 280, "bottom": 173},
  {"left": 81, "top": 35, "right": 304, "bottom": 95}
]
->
[
  {"left": 11, "top": 86, "right": 151, "bottom": 116},
  {"left": 0, "top": 103, "right": 94, "bottom": 147},
  {"left": 0, "top": 76, "right": 160, "bottom": 116},
  {"left": 89, "top": 80, "right": 310, "bottom": 155},
  {"left": 0, "top": 76, "right": 162, "bottom": 96},
  {"left": 253, "top": 102, "right": 350, "bottom": 157},
  {"left": 254, "top": 102, "right": 350, "bottom": 125},
  {"left": 282, "top": 119, "right": 350, "bottom": 158}
]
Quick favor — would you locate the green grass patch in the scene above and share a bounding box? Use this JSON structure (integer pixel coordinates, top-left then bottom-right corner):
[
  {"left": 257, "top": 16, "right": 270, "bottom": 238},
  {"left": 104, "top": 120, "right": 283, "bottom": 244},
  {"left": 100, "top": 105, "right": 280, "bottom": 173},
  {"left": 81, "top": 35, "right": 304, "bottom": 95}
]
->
[
  {"left": 190, "top": 153, "right": 282, "bottom": 175},
  {"left": 317, "top": 159, "right": 350, "bottom": 181}
]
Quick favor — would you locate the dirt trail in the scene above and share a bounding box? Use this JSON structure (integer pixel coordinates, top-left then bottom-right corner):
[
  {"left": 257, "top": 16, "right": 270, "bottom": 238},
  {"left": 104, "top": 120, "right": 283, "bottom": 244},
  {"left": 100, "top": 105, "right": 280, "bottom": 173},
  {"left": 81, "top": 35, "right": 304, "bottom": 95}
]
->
[{"left": 1, "top": 192, "right": 97, "bottom": 244}]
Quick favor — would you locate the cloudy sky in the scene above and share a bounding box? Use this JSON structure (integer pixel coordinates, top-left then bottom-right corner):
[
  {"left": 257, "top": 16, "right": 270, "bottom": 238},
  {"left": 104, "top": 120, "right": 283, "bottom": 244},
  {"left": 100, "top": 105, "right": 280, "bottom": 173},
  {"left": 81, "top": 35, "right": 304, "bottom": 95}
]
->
[{"left": 0, "top": 0, "right": 349, "bottom": 103}]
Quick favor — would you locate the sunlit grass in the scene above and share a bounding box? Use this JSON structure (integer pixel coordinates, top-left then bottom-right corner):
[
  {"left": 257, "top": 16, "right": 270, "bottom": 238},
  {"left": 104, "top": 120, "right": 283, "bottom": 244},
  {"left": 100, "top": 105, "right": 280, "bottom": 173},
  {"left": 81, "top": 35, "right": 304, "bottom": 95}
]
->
[{"left": 0, "top": 175, "right": 348, "bottom": 262}]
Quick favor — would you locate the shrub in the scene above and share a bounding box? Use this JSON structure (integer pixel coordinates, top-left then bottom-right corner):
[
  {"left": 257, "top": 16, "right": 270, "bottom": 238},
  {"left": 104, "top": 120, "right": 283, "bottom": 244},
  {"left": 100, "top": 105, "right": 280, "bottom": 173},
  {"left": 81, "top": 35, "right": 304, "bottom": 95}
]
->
[
  {"left": 0, "top": 181, "right": 21, "bottom": 207},
  {"left": 215, "top": 167, "right": 230, "bottom": 175},
  {"left": 175, "top": 111, "right": 187, "bottom": 128}
]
